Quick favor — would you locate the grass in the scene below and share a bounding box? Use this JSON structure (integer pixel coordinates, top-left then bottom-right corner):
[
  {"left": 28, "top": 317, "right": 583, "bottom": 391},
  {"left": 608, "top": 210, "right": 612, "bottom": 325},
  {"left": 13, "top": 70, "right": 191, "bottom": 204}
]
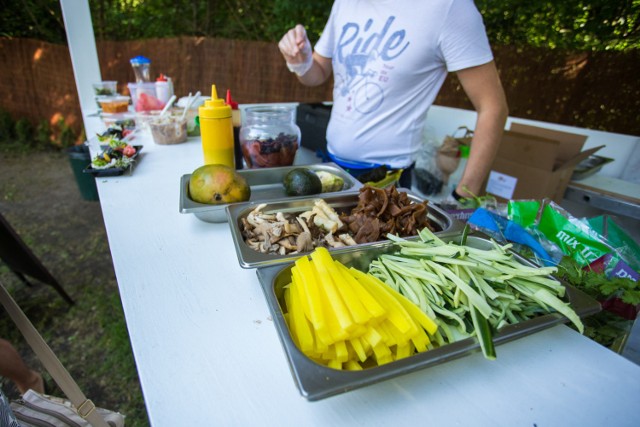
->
[{"left": 0, "top": 147, "right": 149, "bottom": 426}]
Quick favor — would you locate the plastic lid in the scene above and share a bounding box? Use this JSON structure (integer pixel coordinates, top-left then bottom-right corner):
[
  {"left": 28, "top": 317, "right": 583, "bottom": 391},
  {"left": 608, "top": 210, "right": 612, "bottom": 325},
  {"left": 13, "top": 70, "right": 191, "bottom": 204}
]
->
[
  {"left": 225, "top": 89, "right": 238, "bottom": 110},
  {"left": 199, "top": 85, "right": 231, "bottom": 119},
  {"left": 156, "top": 73, "right": 168, "bottom": 82},
  {"left": 130, "top": 55, "right": 151, "bottom": 65}
]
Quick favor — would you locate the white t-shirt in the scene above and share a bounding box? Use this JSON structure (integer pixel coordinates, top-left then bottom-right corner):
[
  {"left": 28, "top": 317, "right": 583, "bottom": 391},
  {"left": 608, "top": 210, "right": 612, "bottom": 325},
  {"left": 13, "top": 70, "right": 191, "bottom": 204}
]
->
[{"left": 315, "top": 0, "right": 494, "bottom": 168}]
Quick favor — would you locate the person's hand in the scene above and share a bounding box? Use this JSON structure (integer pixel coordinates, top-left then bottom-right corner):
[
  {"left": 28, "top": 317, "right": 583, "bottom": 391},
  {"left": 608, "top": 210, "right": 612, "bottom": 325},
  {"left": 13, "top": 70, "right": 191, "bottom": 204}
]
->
[
  {"left": 278, "top": 24, "right": 313, "bottom": 76},
  {"left": 441, "top": 189, "right": 479, "bottom": 209}
]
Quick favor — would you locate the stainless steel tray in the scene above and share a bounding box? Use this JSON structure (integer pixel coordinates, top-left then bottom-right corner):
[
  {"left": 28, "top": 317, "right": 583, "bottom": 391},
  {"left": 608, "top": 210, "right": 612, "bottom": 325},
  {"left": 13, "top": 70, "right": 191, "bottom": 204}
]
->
[
  {"left": 179, "top": 163, "right": 362, "bottom": 223},
  {"left": 255, "top": 234, "right": 601, "bottom": 401},
  {"left": 226, "top": 190, "right": 463, "bottom": 268},
  {"left": 572, "top": 155, "right": 614, "bottom": 180}
]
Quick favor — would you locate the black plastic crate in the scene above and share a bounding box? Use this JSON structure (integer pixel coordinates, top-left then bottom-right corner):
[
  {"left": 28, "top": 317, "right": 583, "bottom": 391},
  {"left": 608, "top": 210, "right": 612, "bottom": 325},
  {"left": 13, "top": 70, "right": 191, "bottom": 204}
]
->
[{"left": 296, "top": 103, "right": 332, "bottom": 154}]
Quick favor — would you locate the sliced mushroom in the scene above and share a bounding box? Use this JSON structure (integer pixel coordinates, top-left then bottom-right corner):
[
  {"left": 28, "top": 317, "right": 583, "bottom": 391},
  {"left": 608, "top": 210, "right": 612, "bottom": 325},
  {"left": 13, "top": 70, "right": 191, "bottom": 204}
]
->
[
  {"left": 338, "top": 233, "right": 358, "bottom": 246},
  {"left": 324, "top": 233, "right": 346, "bottom": 248},
  {"left": 296, "top": 232, "right": 314, "bottom": 252}
]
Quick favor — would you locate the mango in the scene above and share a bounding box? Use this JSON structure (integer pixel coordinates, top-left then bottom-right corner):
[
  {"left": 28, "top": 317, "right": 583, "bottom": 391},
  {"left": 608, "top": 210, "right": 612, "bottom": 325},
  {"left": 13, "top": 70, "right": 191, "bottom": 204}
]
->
[{"left": 189, "top": 164, "right": 251, "bottom": 204}]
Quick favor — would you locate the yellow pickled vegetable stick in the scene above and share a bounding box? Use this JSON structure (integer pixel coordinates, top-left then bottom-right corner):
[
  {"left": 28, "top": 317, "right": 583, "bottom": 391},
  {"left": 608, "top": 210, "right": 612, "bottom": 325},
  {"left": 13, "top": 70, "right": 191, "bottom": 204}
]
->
[
  {"left": 310, "top": 249, "right": 356, "bottom": 334},
  {"left": 349, "top": 337, "right": 368, "bottom": 363},
  {"left": 290, "top": 279, "right": 315, "bottom": 353},
  {"left": 291, "top": 266, "right": 312, "bottom": 320},
  {"left": 314, "top": 248, "right": 372, "bottom": 324},
  {"left": 352, "top": 268, "right": 439, "bottom": 336},
  {"left": 350, "top": 268, "right": 418, "bottom": 336},
  {"left": 293, "top": 257, "right": 332, "bottom": 345},
  {"left": 284, "top": 247, "right": 440, "bottom": 370},
  {"left": 345, "top": 360, "right": 363, "bottom": 371},
  {"left": 334, "top": 262, "right": 386, "bottom": 319}
]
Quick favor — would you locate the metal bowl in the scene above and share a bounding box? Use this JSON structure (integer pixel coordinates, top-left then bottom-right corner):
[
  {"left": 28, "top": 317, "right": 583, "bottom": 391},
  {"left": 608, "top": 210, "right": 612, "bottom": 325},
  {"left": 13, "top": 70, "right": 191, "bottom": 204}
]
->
[
  {"left": 179, "top": 162, "right": 362, "bottom": 223},
  {"left": 226, "top": 189, "right": 463, "bottom": 268},
  {"left": 255, "top": 234, "right": 601, "bottom": 401}
]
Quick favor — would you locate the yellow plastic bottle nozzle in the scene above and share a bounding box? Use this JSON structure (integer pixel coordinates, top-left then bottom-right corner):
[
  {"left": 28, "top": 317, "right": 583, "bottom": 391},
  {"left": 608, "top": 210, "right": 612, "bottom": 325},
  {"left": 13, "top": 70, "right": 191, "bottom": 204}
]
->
[{"left": 199, "top": 85, "right": 231, "bottom": 119}]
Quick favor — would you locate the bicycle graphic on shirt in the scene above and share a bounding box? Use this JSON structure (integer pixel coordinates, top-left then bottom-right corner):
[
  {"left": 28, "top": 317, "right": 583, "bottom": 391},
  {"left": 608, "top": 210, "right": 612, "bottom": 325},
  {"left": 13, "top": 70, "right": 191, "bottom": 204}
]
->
[{"left": 334, "top": 51, "right": 385, "bottom": 114}]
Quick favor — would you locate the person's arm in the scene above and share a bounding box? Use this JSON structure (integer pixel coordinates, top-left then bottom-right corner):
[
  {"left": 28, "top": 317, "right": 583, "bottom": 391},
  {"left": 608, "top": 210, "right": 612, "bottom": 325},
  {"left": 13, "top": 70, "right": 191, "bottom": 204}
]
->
[
  {"left": 278, "top": 24, "right": 332, "bottom": 87},
  {"left": 454, "top": 61, "right": 508, "bottom": 198}
]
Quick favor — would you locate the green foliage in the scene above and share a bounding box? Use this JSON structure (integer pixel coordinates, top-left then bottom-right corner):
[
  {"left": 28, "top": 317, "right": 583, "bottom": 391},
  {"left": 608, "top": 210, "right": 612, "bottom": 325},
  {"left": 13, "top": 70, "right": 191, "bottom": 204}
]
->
[
  {"left": 556, "top": 256, "right": 638, "bottom": 352},
  {"left": 0, "top": 0, "right": 66, "bottom": 43},
  {"left": 0, "top": 109, "right": 15, "bottom": 144},
  {"left": 15, "top": 118, "right": 34, "bottom": 146},
  {"left": 87, "top": 0, "right": 332, "bottom": 42},
  {"left": 56, "top": 116, "right": 76, "bottom": 148},
  {"left": 4, "top": 0, "right": 634, "bottom": 50},
  {"left": 476, "top": 0, "right": 640, "bottom": 51},
  {"left": 582, "top": 310, "right": 633, "bottom": 352},
  {"left": 558, "top": 257, "right": 640, "bottom": 305},
  {"left": 0, "top": 109, "right": 76, "bottom": 152},
  {"left": 35, "top": 120, "right": 53, "bottom": 149}
]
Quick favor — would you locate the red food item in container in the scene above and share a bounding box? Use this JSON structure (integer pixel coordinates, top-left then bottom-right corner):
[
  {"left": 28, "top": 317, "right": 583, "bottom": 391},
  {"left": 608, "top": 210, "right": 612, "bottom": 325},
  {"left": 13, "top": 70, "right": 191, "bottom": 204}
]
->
[
  {"left": 135, "top": 92, "right": 165, "bottom": 112},
  {"left": 241, "top": 133, "right": 298, "bottom": 168}
]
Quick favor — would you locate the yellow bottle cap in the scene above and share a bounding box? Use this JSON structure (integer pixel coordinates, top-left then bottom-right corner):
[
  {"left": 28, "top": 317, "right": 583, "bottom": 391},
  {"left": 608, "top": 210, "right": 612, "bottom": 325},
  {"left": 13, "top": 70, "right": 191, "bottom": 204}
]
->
[{"left": 198, "top": 84, "right": 232, "bottom": 119}]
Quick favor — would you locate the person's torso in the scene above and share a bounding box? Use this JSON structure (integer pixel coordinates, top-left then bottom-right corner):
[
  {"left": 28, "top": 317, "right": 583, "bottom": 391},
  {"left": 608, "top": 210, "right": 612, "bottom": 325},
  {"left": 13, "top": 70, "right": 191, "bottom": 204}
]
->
[{"left": 315, "top": 0, "right": 491, "bottom": 168}]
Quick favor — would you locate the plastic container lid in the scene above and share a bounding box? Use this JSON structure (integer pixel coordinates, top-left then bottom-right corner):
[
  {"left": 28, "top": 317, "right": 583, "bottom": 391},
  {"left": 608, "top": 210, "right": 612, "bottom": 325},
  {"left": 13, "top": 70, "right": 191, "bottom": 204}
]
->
[
  {"left": 130, "top": 55, "right": 151, "bottom": 65},
  {"left": 198, "top": 85, "right": 231, "bottom": 119},
  {"left": 96, "top": 95, "right": 130, "bottom": 102}
]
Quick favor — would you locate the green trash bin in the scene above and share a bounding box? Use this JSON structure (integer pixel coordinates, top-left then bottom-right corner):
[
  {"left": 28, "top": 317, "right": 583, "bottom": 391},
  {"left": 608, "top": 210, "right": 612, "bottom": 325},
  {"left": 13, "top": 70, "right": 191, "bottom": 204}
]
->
[{"left": 66, "top": 145, "right": 99, "bottom": 201}]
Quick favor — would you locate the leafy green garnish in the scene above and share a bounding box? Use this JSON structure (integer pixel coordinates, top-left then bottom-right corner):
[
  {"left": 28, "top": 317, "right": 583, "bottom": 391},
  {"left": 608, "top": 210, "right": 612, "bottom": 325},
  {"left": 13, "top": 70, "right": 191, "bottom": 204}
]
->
[
  {"left": 557, "top": 257, "right": 640, "bottom": 305},
  {"left": 556, "top": 256, "right": 638, "bottom": 352}
]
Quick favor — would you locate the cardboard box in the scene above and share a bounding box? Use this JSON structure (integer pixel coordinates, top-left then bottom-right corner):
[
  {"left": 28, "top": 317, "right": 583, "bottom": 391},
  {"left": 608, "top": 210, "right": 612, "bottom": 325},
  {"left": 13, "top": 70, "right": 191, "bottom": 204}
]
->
[{"left": 485, "top": 123, "right": 602, "bottom": 202}]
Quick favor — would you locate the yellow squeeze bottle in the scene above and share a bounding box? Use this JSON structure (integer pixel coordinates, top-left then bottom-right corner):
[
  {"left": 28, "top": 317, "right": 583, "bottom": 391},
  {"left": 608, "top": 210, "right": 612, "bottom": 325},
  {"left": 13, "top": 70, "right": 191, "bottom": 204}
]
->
[{"left": 198, "top": 84, "right": 235, "bottom": 167}]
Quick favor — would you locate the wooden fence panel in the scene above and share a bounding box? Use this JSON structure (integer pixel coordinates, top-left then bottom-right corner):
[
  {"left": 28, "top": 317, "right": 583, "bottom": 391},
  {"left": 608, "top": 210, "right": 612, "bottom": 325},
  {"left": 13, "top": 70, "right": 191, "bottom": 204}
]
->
[{"left": 0, "top": 37, "right": 638, "bottom": 143}]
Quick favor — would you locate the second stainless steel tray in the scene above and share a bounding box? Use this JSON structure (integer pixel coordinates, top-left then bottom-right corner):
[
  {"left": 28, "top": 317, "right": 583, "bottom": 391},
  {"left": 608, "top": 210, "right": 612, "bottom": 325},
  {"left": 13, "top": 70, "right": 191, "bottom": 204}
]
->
[
  {"left": 572, "top": 155, "right": 614, "bottom": 180},
  {"left": 179, "top": 162, "right": 362, "bottom": 223},
  {"left": 256, "top": 234, "right": 601, "bottom": 401},
  {"left": 226, "top": 189, "right": 463, "bottom": 268}
]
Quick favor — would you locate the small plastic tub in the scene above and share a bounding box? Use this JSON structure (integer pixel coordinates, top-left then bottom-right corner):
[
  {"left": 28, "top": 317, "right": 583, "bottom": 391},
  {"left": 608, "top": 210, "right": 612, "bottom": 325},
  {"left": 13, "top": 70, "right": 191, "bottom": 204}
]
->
[
  {"left": 149, "top": 115, "right": 188, "bottom": 145},
  {"left": 101, "top": 112, "right": 136, "bottom": 130},
  {"left": 135, "top": 110, "right": 162, "bottom": 131},
  {"left": 128, "top": 82, "right": 156, "bottom": 100},
  {"left": 93, "top": 81, "right": 118, "bottom": 96},
  {"left": 98, "top": 96, "right": 131, "bottom": 114},
  {"left": 171, "top": 107, "right": 200, "bottom": 136}
]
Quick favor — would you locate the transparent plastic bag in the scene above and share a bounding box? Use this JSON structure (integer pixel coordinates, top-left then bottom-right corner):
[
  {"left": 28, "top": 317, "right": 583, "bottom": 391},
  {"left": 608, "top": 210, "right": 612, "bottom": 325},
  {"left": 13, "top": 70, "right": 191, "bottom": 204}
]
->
[{"left": 414, "top": 127, "right": 445, "bottom": 196}]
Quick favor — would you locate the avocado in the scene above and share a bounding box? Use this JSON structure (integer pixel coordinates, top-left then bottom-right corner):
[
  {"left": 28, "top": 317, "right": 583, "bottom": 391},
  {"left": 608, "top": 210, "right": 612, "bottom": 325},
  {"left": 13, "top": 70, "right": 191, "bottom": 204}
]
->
[
  {"left": 315, "top": 171, "right": 345, "bottom": 193},
  {"left": 283, "top": 168, "right": 323, "bottom": 197}
]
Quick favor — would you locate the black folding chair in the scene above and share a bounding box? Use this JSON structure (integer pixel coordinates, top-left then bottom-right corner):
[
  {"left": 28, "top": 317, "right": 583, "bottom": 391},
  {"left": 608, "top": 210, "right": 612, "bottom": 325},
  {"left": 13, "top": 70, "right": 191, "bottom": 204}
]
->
[{"left": 0, "top": 211, "right": 73, "bottom": 305}]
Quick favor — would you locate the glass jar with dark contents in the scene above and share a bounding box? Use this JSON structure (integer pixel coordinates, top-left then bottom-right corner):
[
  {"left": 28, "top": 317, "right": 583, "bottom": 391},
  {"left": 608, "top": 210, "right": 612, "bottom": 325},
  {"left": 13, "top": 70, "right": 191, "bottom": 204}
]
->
[{"left": 239, "top": 106, "right": 300, "bottom": 168}]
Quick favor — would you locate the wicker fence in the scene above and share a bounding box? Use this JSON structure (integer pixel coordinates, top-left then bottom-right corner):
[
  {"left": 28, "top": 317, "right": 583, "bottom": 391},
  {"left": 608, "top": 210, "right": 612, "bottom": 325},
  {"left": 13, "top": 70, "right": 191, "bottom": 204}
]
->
[{"left": 1, "top": 37, "right": 638, "bottom": 142}]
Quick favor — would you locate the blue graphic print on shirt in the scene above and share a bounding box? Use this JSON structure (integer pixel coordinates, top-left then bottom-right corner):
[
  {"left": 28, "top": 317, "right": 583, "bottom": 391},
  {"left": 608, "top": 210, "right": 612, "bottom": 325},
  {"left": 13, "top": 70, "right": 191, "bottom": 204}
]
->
[{"left": 334, "top": 16, "right": 410, "bottom": 114}]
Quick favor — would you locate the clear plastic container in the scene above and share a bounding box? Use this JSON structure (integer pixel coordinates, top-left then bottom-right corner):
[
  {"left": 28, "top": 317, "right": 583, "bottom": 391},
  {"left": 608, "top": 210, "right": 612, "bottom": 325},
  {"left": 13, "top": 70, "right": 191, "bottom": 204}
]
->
[
  {"left": 128, "top": 82, "right": 156, "bottom": 101},
  {"left": 130, "top": 56, "right": 151, "bottom": 83},
  {"left": 92, "top": 81, "right": 118, "bottom": 96},
  {"left": 149, "top": 115, "right": 188, "bottom": 145},
  {"left": 135, "top": 110, "right": 162, "bottom": 131},
  {"left": 97, "top": 95, "right": 130, "bottom": 114},
  {"left": 239, "top": 106, "right": 300, "bottom": 168}
]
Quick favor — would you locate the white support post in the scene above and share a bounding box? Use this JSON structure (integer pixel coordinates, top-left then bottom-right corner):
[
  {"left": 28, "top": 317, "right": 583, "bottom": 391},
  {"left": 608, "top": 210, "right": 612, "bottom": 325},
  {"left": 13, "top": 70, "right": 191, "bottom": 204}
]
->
[{"left": 59, "top": 0, "right": 103, "bottom": 136}]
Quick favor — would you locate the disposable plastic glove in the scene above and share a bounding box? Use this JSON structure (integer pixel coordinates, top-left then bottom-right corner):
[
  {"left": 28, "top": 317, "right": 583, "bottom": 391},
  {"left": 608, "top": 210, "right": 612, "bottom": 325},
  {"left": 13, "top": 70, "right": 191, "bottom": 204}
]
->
[
  {"left": 278, "top": 24, "right": 313, "bottom": 76},
  {"left": 444, "top": 189, "right": 478, "bottom": 209}
]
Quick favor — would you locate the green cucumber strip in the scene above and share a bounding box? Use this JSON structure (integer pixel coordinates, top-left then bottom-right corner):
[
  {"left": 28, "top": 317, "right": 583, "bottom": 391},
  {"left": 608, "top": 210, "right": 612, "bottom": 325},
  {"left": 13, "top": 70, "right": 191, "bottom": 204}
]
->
[
  {"left": 425, "top": 260, "right": 493, "bottom": 318},
  {"left": 531, "top": 288, "right": 584, "bottom": 333},
  {"left": 470, "top": 304, "right": 497, "bottom": 360}
]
